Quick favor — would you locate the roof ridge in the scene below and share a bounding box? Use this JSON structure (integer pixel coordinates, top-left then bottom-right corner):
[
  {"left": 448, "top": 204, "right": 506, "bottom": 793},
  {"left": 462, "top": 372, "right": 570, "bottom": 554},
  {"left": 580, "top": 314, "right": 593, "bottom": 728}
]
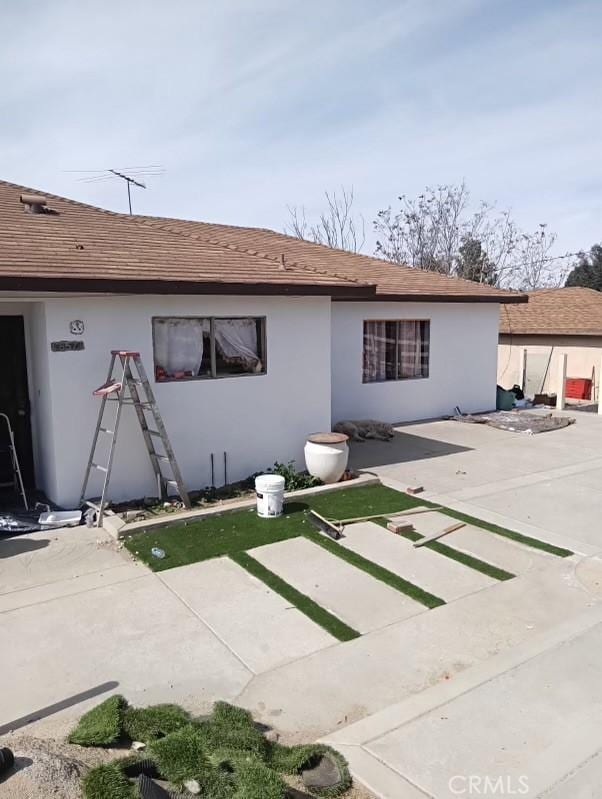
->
[{"left": 138, "top": 217, "right": 373, "bottom": 287}]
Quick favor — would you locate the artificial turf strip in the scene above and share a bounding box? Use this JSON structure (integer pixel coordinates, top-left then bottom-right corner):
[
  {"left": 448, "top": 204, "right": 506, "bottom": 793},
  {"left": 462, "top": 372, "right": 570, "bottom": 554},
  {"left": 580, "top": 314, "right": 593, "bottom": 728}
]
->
[
  {"left": 426, "top": 505, "right": 574, "bottom": 558},
  {"left": 124, "top": 482, "right": 571, "bottom": 572},
  {"left": 230, "top": 551, "right": 360, "bottom": 642},
  {"left": 124, "top": 484, "right": 415, "bottom": 571},
  {"left": 302, "top": 528, "right": 445, "bottom": 609},
  {"left": 395, "top": 527, "right": 515, "bottom": 582}
]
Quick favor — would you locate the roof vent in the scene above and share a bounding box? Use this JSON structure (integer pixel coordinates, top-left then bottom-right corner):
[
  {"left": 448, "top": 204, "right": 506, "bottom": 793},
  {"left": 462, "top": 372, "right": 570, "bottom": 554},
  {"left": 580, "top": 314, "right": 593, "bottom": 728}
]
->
[{"left": 20, "top": 194, "right": 50, "bottom": 214}]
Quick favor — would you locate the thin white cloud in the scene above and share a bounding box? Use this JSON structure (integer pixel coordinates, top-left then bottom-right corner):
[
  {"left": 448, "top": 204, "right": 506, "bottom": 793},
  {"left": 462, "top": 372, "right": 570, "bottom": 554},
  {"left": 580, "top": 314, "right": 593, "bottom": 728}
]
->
[{"left": 0, "top": 0, "right": 599, "bottom": 254}]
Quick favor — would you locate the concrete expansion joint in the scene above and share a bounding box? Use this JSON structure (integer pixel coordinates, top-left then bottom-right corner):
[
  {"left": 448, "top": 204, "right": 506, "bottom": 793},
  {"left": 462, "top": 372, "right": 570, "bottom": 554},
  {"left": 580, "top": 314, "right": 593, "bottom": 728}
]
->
[{"left": 155, "top": 572, "right": 256, "bottom": 677}]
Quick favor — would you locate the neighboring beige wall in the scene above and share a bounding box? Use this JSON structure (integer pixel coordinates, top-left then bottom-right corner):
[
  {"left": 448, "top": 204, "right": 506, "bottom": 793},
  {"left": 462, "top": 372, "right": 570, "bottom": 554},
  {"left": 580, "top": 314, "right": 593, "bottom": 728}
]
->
[{"left": 497, "top": 335, "right": 602, "bottom": 399}]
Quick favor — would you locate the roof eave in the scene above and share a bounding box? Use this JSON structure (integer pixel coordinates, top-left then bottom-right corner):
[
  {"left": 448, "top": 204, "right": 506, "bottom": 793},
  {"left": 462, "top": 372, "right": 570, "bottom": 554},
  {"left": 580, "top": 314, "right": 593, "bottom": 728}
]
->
[
  {"left": 334, "top": 292, "right": 528, "bottom": 304},
  {"left": 0, "top": 275, "right": 375, "bottom": 298}
]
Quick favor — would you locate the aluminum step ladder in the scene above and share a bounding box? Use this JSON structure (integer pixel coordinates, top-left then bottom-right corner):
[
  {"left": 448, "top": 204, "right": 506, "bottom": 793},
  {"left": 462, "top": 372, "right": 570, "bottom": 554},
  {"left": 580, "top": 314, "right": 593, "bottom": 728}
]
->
[
  {"left": 0, "top": 412, "right": 28, "bottom": 509},
  {"left": 80, "top": 350, "right": 191, "bottom": 526}
]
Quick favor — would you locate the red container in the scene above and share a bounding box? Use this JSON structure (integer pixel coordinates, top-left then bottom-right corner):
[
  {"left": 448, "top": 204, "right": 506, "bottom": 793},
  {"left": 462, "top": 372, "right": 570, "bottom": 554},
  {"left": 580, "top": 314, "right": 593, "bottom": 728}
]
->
[{"left": 565, "top": 377, "right": 592, "bottom": 400}]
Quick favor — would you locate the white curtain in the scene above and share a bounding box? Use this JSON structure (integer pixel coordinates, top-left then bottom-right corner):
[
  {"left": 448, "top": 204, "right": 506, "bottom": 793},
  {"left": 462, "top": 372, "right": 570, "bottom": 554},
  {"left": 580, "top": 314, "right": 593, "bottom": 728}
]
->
[
  {"left": 154, "top": 318, "right": 207, "bottom": 377},
  {"left": 363, "top": 321, "right": 388, "bottom": 382},
  {"left": 214, "top": 318, "right": 261, "bottom": 371}
]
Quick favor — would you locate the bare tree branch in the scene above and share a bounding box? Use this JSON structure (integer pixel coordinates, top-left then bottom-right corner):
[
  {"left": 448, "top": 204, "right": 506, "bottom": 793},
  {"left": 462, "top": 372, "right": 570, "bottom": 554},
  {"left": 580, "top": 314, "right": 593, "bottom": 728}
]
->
[
  {"left": 374, "top": 183, "right": 563, "bottom": 289},
  {"left": 285, "top": 187, "right": 365, "bottom": 253}
]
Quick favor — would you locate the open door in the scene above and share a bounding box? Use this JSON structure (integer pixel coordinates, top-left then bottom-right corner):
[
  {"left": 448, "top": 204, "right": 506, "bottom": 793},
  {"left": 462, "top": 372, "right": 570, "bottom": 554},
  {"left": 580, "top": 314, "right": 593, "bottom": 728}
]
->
[{"left": 0, "top": 316, "right": 34, "bottom": 495}]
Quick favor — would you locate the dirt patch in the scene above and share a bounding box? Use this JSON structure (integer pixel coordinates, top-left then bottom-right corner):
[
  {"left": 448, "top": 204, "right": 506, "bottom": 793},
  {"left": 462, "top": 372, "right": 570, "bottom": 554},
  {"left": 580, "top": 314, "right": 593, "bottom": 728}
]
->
[
  {"left": 0, "top": 734, "right": 375, "bottom": 799},
  {"left": 0, "top": 735, "right": 124, "bottom": 799}
]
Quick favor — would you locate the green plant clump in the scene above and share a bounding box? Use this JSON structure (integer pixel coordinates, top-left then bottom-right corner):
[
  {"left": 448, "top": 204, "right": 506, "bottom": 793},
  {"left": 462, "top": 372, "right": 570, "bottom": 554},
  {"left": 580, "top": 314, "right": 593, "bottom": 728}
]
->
[
  {"left": 81, "top": 762, "right": 134, "bottom": 799},
  {"left": 122, "top": 703, "right": 191, "bottom": 743},
  {"left": 75, "top": 700, "right": 353, "bottom": 799},
  {"left": 233, "top": 761, "right": 288, "bottom": 799},
  {"left": 69, "top": 695, "right": 128, "bottom": 747},
  {"left": 149, "top": 724, "right": 211, "bottom": 785},
  {"left": 270, "top": 742, "right": 352, "bottom": 797},
  {"left": 269, "top": 460, "right": 322, "bottom": 491}
]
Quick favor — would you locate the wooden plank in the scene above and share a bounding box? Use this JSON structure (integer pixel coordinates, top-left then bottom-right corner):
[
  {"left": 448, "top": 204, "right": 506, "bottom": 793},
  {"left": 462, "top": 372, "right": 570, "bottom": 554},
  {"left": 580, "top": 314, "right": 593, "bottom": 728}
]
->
[{"left": 413, "top": 522, "right": 466, "bottom": 548}]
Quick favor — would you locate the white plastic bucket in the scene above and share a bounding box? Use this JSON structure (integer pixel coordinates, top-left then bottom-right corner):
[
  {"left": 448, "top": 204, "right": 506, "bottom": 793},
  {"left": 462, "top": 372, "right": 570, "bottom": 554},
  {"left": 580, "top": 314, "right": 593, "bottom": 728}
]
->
[{"left": 255, "top": 474, "right": 285, "bottom": 518}]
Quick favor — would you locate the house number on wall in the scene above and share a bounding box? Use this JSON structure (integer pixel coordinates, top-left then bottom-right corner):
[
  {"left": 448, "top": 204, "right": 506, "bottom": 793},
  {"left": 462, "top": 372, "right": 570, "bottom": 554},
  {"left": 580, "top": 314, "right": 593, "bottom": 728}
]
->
[{"left": 51, "top": 340, "right": 85, "bottom": 352}]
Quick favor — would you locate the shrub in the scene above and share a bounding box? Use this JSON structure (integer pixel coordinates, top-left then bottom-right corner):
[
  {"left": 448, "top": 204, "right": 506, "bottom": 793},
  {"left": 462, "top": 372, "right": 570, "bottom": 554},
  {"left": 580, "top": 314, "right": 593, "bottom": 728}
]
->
[
  {"left": 69, "top": 695, "right": 127, "bottom": 747},
  {"left": 81, "top": 762, "right": 134, "bottom": 799},
  {"left": 122, "top": 703, "right": 191, "bottom": 743},
  {"left": 148, "top": 725, "right": 210, "bottom": 786},
  {"left": 270, "top": 461, "right": 322, "bottom": 491}
]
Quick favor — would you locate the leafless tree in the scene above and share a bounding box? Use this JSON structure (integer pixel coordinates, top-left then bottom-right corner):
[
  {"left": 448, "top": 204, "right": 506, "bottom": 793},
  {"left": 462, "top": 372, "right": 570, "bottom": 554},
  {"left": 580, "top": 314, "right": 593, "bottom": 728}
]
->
[
  {"left": 511, "top": 224, "right": 566, "bottom": 290},
  {"left": 285, "top": 187, "right": 366, "bottom": 253},
  {"left": 373, "top": 183, "right": 563, "bottom": 289}
]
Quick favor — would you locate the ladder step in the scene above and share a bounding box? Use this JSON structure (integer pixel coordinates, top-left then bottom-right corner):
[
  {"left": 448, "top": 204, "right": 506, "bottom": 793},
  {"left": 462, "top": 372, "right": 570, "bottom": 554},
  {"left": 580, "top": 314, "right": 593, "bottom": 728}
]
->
[
  {"left": 155, "top": 455, "right": 171, "bottom": 463},
  {"left": 147, "top": 430, "right": 162, "bottom": 437},
  {"left": 99, "top": 427, "right": 114, "bottom": 435},
  {"left": 91, "top": 463, "right": 108, "bottom": 472}
]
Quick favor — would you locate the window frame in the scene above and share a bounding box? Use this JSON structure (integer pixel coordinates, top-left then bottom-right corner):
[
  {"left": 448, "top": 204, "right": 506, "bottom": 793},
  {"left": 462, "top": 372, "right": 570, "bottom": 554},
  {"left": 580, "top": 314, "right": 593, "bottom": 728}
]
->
[
  {"left": 152, "top": 315, "right": 267, "bottom": 383},
  {"left": 362, "top": 318, "right": 430, "bottom": 384}
]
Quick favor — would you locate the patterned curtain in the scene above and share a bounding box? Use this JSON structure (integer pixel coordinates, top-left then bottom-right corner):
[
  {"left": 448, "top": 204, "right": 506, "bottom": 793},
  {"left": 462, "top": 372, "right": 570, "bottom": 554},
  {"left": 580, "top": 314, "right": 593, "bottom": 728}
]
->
[
  {"left": 398, "top": 321, "right": 423, "bottom": 378},
  {"left": 363, "top": 321, "right": 388, "bottom": 382}
]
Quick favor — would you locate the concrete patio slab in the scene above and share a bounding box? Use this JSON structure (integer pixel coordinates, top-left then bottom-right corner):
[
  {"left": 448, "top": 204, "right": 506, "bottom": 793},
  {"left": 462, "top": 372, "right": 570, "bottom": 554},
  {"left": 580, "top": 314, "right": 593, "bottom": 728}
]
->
[
  {"left": 237, "top": 557, "right": 601, "bottom": 739},
  {"left": 0, "top": 526, "right": 135, "bottom": 594},
  {"left": 461, "top": 477, "right": 602, "bottom": 550},
  {"left": 0, "top": 561, "right": 144, "bottom": 612},
  {"left": 350, "top": 413, "right": 602, "bottom": 554},
  {"left": 250, "top": 536, "right": 425, "bottom": 634},
  {"left": 399, "top": 509, "right": 556, "bottom": 576},
  {"left": 159, "top": 557, "right": 336, "bottom": 673},
  {"left": 340, "top": 521, "right": 495, "bottom": 602},
  {"left": 365, "top": 620, "right": 602, "bottom": 799},
  {"left": 0, "top": 571, "right": 252, "bottom": 739}
]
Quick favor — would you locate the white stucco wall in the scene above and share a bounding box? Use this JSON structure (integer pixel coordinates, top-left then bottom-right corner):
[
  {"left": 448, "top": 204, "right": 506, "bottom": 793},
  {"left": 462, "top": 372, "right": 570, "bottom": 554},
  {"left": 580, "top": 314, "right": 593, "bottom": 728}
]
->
[
  {"left": 331, "top": 301, "right": 500, "bottom": 423},
  {"left": 29, "top": 295, "right": 331, "bottom": 507}
]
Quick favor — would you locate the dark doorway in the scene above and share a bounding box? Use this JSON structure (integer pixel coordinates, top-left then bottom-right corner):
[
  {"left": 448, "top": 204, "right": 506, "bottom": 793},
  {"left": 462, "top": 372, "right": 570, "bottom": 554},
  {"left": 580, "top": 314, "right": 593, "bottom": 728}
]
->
[{"left": 0, "top": 316, "right": 34, "bottom": 492}]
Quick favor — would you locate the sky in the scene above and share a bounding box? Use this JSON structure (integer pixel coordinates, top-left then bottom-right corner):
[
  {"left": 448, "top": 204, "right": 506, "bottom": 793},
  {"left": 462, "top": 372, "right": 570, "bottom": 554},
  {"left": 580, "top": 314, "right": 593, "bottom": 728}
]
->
[{"left": 1, "top": 0, "right": 600, "bottom": 258}]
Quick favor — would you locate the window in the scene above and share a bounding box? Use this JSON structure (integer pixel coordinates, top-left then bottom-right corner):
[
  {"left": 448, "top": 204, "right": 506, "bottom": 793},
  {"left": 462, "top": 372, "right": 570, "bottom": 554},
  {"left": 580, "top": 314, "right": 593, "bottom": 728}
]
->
[
  {"left": 362, "top": 320, "right": 430, "bottom": 383},
  {"left": 153, "top": 317, "right": 266, "bottom": 382}
]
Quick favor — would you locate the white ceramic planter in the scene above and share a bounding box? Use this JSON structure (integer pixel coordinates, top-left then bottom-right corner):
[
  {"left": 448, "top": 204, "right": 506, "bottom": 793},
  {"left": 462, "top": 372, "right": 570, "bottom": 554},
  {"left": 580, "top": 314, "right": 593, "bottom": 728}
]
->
[{"left": 304, "top": 432, "right": 349, "bottom": 484}]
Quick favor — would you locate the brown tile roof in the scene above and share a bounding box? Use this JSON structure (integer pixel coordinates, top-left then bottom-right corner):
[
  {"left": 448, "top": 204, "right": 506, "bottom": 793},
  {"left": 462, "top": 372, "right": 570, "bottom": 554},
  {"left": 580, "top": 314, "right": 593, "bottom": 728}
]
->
[
  {"left": 140, "top": 217, "right": 525, "bottom": 303},
  {"left": 0, "top": 179, "right": 524, "bottom": 302},
  {"left": 0, "top": 180, "right": 369, "bottom": 297},
  {"left": 500, "top": 287, "right": 602, "bottom": 335}
]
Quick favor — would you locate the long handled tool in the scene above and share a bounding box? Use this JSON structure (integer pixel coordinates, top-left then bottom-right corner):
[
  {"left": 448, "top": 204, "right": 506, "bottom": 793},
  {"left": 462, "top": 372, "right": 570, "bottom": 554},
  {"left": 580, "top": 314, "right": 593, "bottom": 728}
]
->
[{"left": 308, "top": 505, "right": 443, "bottom": 540}]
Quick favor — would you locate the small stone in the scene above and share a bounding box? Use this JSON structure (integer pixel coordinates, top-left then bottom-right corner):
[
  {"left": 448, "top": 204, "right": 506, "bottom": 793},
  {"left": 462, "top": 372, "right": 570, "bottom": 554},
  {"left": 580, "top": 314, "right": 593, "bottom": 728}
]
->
[
  {"left": 301, "top": 754, "right": 342, "bottom": 790},
  {"left": 131, "top": 740, "right": 146, "bottom": 750},
  {"left": 265, "top": 729, "right": 280, "bottom": 743},
  {"left": 184, "top": 778, "right": 201, "bottom": 794}
]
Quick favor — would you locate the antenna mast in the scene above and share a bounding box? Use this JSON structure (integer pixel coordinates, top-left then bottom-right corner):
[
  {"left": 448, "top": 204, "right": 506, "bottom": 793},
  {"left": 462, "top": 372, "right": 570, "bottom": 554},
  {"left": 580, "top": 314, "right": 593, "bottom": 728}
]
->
[{"left": 109, "top": 170, "right": 146, "bottom": 214}]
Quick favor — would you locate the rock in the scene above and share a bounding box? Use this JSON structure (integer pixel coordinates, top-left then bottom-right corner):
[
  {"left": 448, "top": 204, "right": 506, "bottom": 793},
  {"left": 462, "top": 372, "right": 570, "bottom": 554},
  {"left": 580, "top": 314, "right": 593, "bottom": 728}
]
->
[
  {"left": 183, "top": 778, "right": 201, "bottom": 794},
  {"left": 132, "top": 741, "right": 146, "bottom": 750},
  {"left": 301, "top": 754, "right": 342, "bottom": 790},
  {"left": 264, "top": 729, "right": 280, "bottom": 744}
]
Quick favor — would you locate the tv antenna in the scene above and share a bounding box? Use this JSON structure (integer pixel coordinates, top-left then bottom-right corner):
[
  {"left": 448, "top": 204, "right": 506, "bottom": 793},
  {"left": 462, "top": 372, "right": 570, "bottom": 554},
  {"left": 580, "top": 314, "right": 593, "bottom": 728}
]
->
[
  {"left": 64, "top": 165, "right": 165, "bottom": 214},
  {"left": 109, "top": 170, "right": 145, "bottom": 214}
]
